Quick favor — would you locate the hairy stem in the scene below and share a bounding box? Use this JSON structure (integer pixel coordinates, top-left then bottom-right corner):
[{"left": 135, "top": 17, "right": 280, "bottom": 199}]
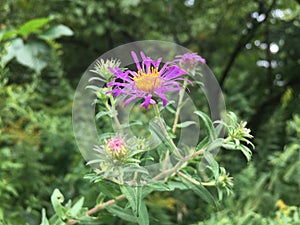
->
[
  {"left": 152, "top": 148, "right": 205, "bottom": 180},
  {"left": 172, "top": 79, "right": 188, "bottom": 133},
  {"left": 87, "top": 194, "right": 125, "bottom": 215},
  {"left": 153, "top": 104, "right": 182, "bottom": 158},
  {"left": 67, "top": 194, "right": 126, "bottom": 224},
  {"left": 110, "top": 96, "right": 122, "bottom": 130},
  {"left": 178, "top": 171, "right": 216, "bottom": 186}
]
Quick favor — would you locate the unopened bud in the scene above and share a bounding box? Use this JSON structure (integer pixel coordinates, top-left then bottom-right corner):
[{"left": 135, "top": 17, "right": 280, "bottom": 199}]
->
[{"left": 105, "top": 137, "right": 127, "bottom": 160}]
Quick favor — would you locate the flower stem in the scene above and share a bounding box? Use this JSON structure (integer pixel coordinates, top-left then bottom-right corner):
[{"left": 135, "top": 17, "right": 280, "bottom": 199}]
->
[
  {"left": 153, "top": 104, "right": 182, "bottom": 158},
  {"left": 105, "top": 95, "right": 122, "bottom": 131},
  {"left": 172, "top": 79, "right": 188, "bottom": 133},
  {"left": 152, "top": 148, "right": 204, "bottom": 180},
  {"left": 177, "top": 171, "right": 200, "bottom": 185},
  {"left": 178, "top": 171, "right": 216, "bottom": 186},
  {"left": 67, "top": 194, "right": 125, "bottom": 225}
]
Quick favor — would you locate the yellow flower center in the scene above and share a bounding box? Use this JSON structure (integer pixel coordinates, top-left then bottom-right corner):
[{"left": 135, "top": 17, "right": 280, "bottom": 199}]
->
[{"left": 133, "top": 67, "right": 162, "bottom": 92}]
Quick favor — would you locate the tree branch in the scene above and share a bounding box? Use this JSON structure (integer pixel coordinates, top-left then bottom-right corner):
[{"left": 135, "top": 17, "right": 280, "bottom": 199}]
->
[
  {"left": 248, "top": 75, "right": 300, "bottom": 132},
  {"left": 219, "top": 0, "right": 277, "bottom": 88}
]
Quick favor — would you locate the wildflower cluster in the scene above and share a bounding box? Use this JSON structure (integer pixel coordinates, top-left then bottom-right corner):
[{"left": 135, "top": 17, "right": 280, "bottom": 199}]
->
[
  {"left": 50, "top": 50, "right": 257, "bottom": 225},
  {"left": 87, "top": 50, "right": 253, "bottom": 191}
]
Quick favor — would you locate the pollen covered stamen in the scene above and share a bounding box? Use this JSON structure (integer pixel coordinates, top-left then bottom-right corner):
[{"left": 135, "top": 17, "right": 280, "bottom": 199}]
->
[{"left": 134, "top": 67, "right": 162, "bottom": 92}]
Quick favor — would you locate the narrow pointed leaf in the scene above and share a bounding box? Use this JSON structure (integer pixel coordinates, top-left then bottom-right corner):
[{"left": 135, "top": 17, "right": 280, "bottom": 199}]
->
[{"left": 194, "top": 111, "right": 217, "bottom": 141}]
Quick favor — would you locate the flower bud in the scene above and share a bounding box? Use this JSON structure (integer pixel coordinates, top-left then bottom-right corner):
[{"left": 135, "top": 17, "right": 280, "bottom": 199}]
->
[
  {"left": 105, "top": 137, "right": 127, "bottom": 160},
  {"left": 91, "top": 58, "right": 121, "bottom": 82}
]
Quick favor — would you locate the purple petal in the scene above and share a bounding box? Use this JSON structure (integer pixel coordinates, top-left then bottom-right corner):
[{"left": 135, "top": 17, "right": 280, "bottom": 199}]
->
[
  {"left": 140, "top": 94, "right": 155, "bottom": 109},
  {"left": 131, "top": 51, "right": 141, "bottom": 71}
]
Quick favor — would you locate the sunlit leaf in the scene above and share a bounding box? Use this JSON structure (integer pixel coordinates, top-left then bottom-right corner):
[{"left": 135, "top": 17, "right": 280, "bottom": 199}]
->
[
  {"left": 39, "top": 25, "right": 73, "bottom": 40},
  {"left": 18, "top": 17, "right": 53, "bottom": 37},
  {"left": 40, "top": 208, "right": 50, "bottom": 225},
  {"left": 51, "top": 189, "right": 66, "bottom": 219},
  {"left": 69, "top": 197, "right": 84, "bottom": 217},
  {"left": 15, "top": 42, "right": 49, "bottom": 73}
]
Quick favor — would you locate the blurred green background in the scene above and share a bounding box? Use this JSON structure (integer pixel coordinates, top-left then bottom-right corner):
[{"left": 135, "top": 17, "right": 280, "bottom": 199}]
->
[{"left": 0, "top": 0, "right": 299, "bottom": 224}]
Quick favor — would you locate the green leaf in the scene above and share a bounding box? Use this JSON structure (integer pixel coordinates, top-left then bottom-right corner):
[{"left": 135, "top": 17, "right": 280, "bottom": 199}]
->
[
  {"left": 142, "top": 182, "right": 170, "bottom": 197},
  {"left": 222, "top": 142, "right": 252, "bottom": 161},
  {"left": 88, "top": 76, "right": 107, "bottom": 83},
  {"left": 39, "top": 25, "right": 73, "bottom": 40},
  {"left": 194, "top": 111, "right": 217, "bottom": 141},
  {"left": 96, "top": 111, "right": 111, "bottom": 120},
  {"left": 48, "top": 214, "right": 64, "bottom": 225},
  {"left": 107, "top": 205, "right": 137, "bottom": 222},
  {"left": 120, "top": 185, "right": 141, "bottom": 215},
  {"left": 1, "top": 29, "right": 18, "bottom": 41},
  {"left": 227, "top": 111, "right": 238, "bottom": 124},
  {"left": 15, "top": 42, "right": 49, "bottom": 73},
  {"left": 1, "top": 38, "right": 24, "bottom": 67},
  {"left": 196, "top": 137, "right": 209, "bottom": 150},
  {"left": 121, "top": 120, "right": 143, "bottom": 128},
  {"left": 18, "top": 17, "right": 53, "bottom": 37},
  {"left": 51, "top": 189, "right": 66, "bottom": 219},
  {"left": 166, "top": 181, "right": 190, "bottom": 191},
  {"left": 98, "top": 180, "right": 121, "bottom": 198},
  {"left": 69, "top": 197, "right": 84, "bottom": 217},
  {"left": 96, "top": 192, "right": 106, "bottom": 205},
  {"left": 176, "top": 121, "right": 197, "bottom": 128},
  {"left": 179, "top": 176, "right": 218, "bottom": 208},
  {"left": 239, "top": 145, "right": 252, "bottom": 161},
  {"left": 221, "top": 142, "right": 237, "bottom": 150},
  {"left": 204, "top": 152, "right": 219, "bottom": 179},
  {"left": 138, "top": 201, "right": 149, "bottom": 225},
  {"left": 206, "top": 138, "right": 224, "bottom": 152},
  {"left": 122, "top": 166, "right": 149, "bottom": 174},
  {"left": 121, "top": 185, "right": 149, "bottom": 225},
  {"left": 85, "top": 85, "right": 101, "bottom": 92},
  {"left": 40, "top": 208, "right": 50, "bottom": 225},
  {"left": 149, "top": 118, "right": 167, "bottom": 143}
]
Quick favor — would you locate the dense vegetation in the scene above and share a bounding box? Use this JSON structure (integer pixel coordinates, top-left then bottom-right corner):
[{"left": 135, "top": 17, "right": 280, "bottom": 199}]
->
[{"left": 1, "top": 0, "right": 299, "bottom": 224}]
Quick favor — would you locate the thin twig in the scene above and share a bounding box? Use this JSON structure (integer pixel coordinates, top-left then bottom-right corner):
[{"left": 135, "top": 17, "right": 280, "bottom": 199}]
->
[
  {"left": 162, "top": 150, "right": 170, "bottom": 171},
  {"left": 172, "top": 80, "right": 188, "bottom": 133},
  {"left": 67, "top": 194, "right": 125, "bottom": 224},
  {"left": 87, "top": 194, "right": 125, "bottom": 215},
  {"left": 109, "top": 96, "right": 122, "bottom": 131}
]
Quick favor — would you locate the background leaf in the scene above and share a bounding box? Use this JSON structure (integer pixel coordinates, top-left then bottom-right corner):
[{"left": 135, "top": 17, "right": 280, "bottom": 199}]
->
[
  {"left": 39, "top": 25, "right": 73, "bottom": 40},
  {"left": 18, "top": 17, "right": 52, "bottom": 37},
  {"left": 15, "top": 42, "right": 49, "bottom": 73}
]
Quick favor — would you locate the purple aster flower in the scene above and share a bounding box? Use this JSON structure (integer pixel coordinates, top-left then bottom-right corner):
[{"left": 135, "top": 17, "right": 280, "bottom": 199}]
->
[
  {"left": 106, "top": 51, "right": 189, "bottom": 109},
  {"left": 173, "top": 52, "right": 206, "bottom": 73}
]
